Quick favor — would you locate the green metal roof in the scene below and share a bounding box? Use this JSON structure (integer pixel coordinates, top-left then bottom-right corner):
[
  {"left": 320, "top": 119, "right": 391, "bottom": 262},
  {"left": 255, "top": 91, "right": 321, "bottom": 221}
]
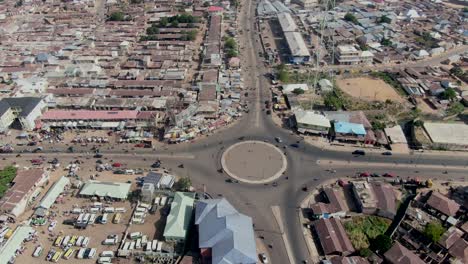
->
[
  {"left": 163, "top": 192, "right": 196, "bottom": 240},
  {"left": 79, "top": 181, "right": 131, "bottom": 199},
  {"left": 38, "top": 176, "right": 70, "bottom": 209},
  {"left": 0, "top": 225, "right": 35, "bottom": 264}
]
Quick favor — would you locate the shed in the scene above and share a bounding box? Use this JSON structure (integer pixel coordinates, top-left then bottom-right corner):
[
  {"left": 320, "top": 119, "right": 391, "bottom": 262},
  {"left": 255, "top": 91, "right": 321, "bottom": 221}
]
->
[
  {"left": 79, "top": 181, "right": 131, "bottom": 200},
  {"left": 163, "top": 192, "right": 196, "bottom": 241},
  {"left": 37, "top": 176, "right": 70, "bottom": 210},
  {"left": 0, "top": 226, "right": 35, "bottom": 264}
]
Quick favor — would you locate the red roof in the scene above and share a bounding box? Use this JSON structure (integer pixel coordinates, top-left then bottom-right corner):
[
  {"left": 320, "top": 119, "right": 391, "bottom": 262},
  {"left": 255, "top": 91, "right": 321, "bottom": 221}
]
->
[
  {"left": 208, "top": 6, "right": 224, "bottom": 12},
  {"left": 41, "top": 110, "right": 138, "bottom": 120}
]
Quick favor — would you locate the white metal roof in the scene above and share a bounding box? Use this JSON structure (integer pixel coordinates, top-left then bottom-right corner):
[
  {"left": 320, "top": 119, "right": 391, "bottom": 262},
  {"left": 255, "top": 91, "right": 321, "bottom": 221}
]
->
[
  {"left": 284, "top": 31, "right": 310, "bottom": 57},
  {"left": 277, "top": 12, "right": 297, "bottom": 32},
  {"left": 294, "top": 110, "right": 331, "bottom": 128},
  {"left": 423, "top": 122, "right": 468, "bottom": 146}
]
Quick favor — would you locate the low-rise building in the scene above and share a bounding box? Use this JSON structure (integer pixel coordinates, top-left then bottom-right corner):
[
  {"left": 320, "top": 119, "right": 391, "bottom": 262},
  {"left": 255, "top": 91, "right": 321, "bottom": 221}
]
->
[
  {"left": 351, "top": 181, "right": 397, "bottom": 219},
  {"left": 163, "top": 192, "right": 196, "bottom": 242},
  {"left": 143, "top": 171, "right": 176, "bottom": 189},
  {"left": 293, "top": 110, "right": 331, "bottom": 135},
  {"left": 35, "top": 176, "right": 70, "bottom": 212},
  {"left": 333, "top": 121, "right": 367, "bottom": 143},
  {"left": 284, "top": 31, "right": 310, "bottom": 64},
  {"left": 79, "top": 181, "right": 131, "bottom": 201},
  {"left": 425, "top": 191, "right": 460, "bottom": 219},
  {"left": 422, "top": 122, "right": 468, "bottom": 151},
  {"left": 195, "top": 198, "right": 257, "bottom": 264},
  {"left": 0, "top": 169, "right": 49, "bottom": 218},
  {"left": 0, "top": 97, "right": 46, "bottom": 131},
  {"left": 313, "top": 218, "right": 354, "bottom": 256},
  {"left": 384, "top": 242, "right": 425, "bottom": 264}
]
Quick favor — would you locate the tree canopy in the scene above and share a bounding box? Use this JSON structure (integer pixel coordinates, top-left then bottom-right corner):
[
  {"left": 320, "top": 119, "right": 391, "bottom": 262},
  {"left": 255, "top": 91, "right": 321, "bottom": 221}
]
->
[
  {"left": 174, "top": 177, "right": 192, "bottom": 191},
  {"left": 423, "top": 221, "right": 446, "bottom": 243},
  {"left": 109, "top": 11, "right": 125, "bottom": 21},
  {"left": 344, "top": 13, "right": 359, "bottom": 25},
  {"left": 440, "top": 88, "right": 457, "bottom": 100},
  {"left": 370, "top": 234, "right": 393, "bottom": 254}
]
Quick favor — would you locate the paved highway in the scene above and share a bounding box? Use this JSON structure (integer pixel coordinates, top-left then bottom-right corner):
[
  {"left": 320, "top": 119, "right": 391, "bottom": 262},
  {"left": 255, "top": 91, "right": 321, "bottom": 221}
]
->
[{"left": 2, "top": 2, "right": 468, "bottom": 264}]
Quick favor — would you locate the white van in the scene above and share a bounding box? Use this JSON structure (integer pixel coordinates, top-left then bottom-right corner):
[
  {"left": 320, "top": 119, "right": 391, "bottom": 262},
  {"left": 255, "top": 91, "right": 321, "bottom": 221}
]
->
[
  {"left": 102, "top": 238, "right": 117, "bottom": 245},
  {"left": 136, "top": 207, "right": 147, "bottom": 213},
  {"left": 146, "top": 241, "right": 152, "bottom": 251},
  {"left": 123, "top": 242, "right": 130, "bottom": 251},
  {"left": 156, "top": 241, "right": 162, "bottom": 251},
  {"left": 100, "top": 251, "right": 114, "bottom": 258},
  {"left": 154, "top": 197, "right": 161, "bottom": 205},
  {"left": 86, "top": 248, "right": 96, "bottom": 259},
  {"left": 101, "top": 213, "right": 108, "bottom": 224},
  {"left": 98, "top": 257, "right": 112, "bottom": 264},
  {"left": 129, "top": 232, "right": 142, "bottom": 240},
  {"left": 76, "top": 213, "right": 85, "bottom": 224},
  {"left": 76, "top": 236, "right": 84, "bottom": 247},
  {"left": 62, "top": 236, "right": 70, "bottom": 247},
  {"left": 77, "top": 248, "right": 86, "bottom": 259},
  {"left": 141, "top": 235, "right": 148, "bottom": 245},
  {"left": 129, "top": 241, "right": 135, "bottom": 250},
  {"left": 151, "top": 240, "right": 158, "bottom": 251},
  {"left": 72, "top": 208, "right": 82, "bottom": 214},
  {"left": 125, "top": 169, "right": 135, "bottom": 175},
  {"left": 103, "top": 207, "right": 115, "bottom": 213},
  {"left": 160, "top": 196, "right": 167, "bottom": 206},
  {"left": 90, "top": 207, "right": 100, "bottom": 213},
  {"left": 115, "top": 207, "right": 126, "bottom": 213},
  {"left": 81, "top": 237, "right": 90, "bottom": 247},
  {"left": 139, "top": 203, "right": 151, "bottom": 210},
  {"left": 93, "top": 202, "right": 103, "bottom": 208},
  {"left": 83, "top": 213, "right": 91, "bottom": 223},
  {"left": 89, "top": 214, "right": 97, "bottom": 224},
  {"left": 33, "top": 246, "right": 43, "bottom": 257},
  {"left": 135, "top": 239, "right": 142, "bottom": 249}
]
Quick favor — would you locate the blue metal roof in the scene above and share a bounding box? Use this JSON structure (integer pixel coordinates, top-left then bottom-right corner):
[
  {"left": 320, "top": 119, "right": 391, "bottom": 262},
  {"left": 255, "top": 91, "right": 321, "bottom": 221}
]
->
[{"left": 334, "top": 121, "right": 366, "bottom": 135}]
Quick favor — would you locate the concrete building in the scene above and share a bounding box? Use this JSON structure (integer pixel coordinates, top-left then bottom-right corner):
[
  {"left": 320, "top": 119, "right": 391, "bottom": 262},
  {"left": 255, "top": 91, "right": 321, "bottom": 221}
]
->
[
  {"left": 141, "top": 183, "right": 155, "bottom": 203},
  {"left": 296, "top": 0, "right": 318, "bottom": 9},
  {"left": 143, "top": 171, "right": 175, "bottom": 189},
  {"left": 293, "top": 110, "right": 331, "bottom": 135},
  {"left": 163, "top": 192, "right": 196, "bottom": 242},
  {"left": 36, "top": 176, "right": 70, "bottom": 211},
  {"left": 195, "top": 198, "right": 257, "bottom": 264},
  {"left": 0, "top": 169, "right": 49, "bottom": 218},
  {"left": 284, "top": 31, "right": 310, "bottom": 64},
  {"left": 0, "top": 97, "right": 46, "bottom": 131},
  {"left": 335, "top": 45, "right": 374, "bottom": 65},
  {"left": 351, "top": 181, "right": 398, "bottom": 219},
  {"left": 0, "top": 225, "right": 35, "bottom": 264},
  {"left": 422, "top": 122, "right": 468, "bottom": 151}
]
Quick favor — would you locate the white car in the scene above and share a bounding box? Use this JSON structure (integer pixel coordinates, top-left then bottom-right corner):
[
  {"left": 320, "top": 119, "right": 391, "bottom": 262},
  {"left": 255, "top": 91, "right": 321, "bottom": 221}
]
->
[
  {"left": 48, "top": 221, "right": 57, "bottom": 232},
  {"left": 260, "top": 253, "right": 268, "bottom": 263}
]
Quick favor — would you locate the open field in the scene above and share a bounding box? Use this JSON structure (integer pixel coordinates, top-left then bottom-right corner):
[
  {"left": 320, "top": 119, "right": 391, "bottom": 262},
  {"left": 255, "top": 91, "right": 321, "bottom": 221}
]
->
[{"left": 337, "top": 77, "right": 405, "bottom": 103}]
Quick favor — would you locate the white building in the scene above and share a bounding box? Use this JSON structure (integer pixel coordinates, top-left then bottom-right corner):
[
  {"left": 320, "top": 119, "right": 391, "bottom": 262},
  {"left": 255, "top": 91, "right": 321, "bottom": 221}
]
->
[
  {"left": 294, "top": 109, "right": 331, "bottom": 134},
  {"left": 296, "top": 0, "right": 318, "bottom": 9},
  {"left": 282, "top": 83, "right": 309, "bottom": 94},
  {"left": 335, "top": 45, "right": 374, "bottom": 65},
  {"left": 0, "top": 97, "right": 46, "bottom": 131}
]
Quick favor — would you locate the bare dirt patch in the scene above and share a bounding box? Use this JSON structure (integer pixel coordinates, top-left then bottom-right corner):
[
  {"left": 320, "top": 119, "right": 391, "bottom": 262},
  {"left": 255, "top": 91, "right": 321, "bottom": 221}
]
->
[{"left": 337, "top": 77, "right": 405, "bottom": 103}]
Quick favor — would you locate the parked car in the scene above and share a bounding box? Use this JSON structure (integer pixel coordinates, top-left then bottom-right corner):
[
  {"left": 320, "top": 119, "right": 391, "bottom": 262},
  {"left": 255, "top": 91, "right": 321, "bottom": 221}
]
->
[
  {"left": 382, "top": 151, "right": 392, "bottom": 156},
  {"left": 275, "top": 137, "right": 282, "bottom": 143},
  {"left": 383, "top": 172, "right": 396, "bottom": 178},
  {"left": 290, "top": 143, "right": 299, "bottom": 148},
  {"left": 260, "top": 253, "right": 268, "bottom": 263},
  {"left": 360, "top": 172, "right": 370, "bottom": 177},
  {"left": 352, "top": 150, "right": 366, "bottom": 155}
]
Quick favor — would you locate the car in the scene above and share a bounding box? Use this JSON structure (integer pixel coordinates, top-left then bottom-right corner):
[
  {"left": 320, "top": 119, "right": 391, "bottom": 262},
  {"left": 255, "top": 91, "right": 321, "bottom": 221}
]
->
[
  {"left": 274, "top": 137, "right": 282, "bottom": 143},
  {"left": 383, "top": 172, "right": 396, "bottom": 177},
  {"left": 114, "top": 170, "right": 125, "bottom": 175},
  {"left": 290, "top": 143, "right": 299, "bottom": 148},
  {"left": 94, "top": 153, "right": 103, "bottom": 158},
  {"left": 260, "top": 253, "right": 268, "bottom": 263},
  {"left": 151, "top": 161, "right": 161, "bottom": 168},
  {"left": 238, "top": 136, "right": 245, "bottom": 140},
  {"left": 62, "top": 219, "right": 75, "bottom": 226},
  {"left": 352, "top": 150, "right": 366, "bottom": 155},
  {"left": 134, "top": 143, "right": 145, "bottom": 148},
  {"left": 31, "top": 159, "right": 43, "bottom": 165},
  {"left": 360, "top": 172, "right": 370, "bottom": 177},
  {"left": 32, "top": 147, "right": 43, "bottom": 153},
  {"left": 48, "top": 221, "right": 57, "bottom": 232},
  {"left": 266, "top": 110, "right": 271, "bottom": 115},
  {"left": 112, "top": 163, "right": 122, "bottom": 168},
  {"left": 382, "top": 151, "right": 392, "bottom": 156},
  {"left": 272, "top": 182, "right": 278, "bottom": 187},
  {"left": 27, "top": 141, "right": 37, "bottom": 146},
  {"left": 371, "top": 173, "right": 380, "bottom": 177}
]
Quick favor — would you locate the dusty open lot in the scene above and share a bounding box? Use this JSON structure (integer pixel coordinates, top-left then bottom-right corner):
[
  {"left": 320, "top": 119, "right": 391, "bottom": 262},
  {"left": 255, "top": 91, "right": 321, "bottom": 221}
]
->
[{"left": 337, "top": 77, "right": 405, "bottom": 103}]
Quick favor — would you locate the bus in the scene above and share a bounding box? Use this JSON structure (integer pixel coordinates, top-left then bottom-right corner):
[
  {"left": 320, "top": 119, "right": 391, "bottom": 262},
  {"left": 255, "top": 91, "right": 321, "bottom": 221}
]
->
[
  {"left": 115, "top": 207, "right": 126, "bottom": 213},
  {"left": 135, "top": 238, "right": 142, "bottom": 249},
  {"left": 139, "top": 203, "right": 151, "bottom": 210},
  {"left": 86, "top": 248, "right": 96, "bottom": 259},
  {"left": 61, "top": 236, "right": 70, "bottom": 247},
  {"left": 146, "top": 241, "right": 152, "bottom": 251},
  {"left": 97, "top": 257, "right": 112, "bottom": 264},
  {"left": 129, "top": 232, "right": 142, "bottom": 240},
  {"left": 160, "top": 196, "right": 167, "bottom": 206},
  {"left": 33, "top": 246, "right": 43, "bottom": 257},
  {"left": 76, "top": 213, "right": 85, "bottom": 224},
  {"left": 123, "top": 241, "right": 130, "bottom": 251},
  {"left": 135, "top": 207, "right": 147, "bottom": 213},
  {"left": 129, "top": 241, "right": 135, "bottom": 250},
  {"left": 100, "top": 251, "right": 114, "bottom": 258},
  {"left": 69, "top": 235, "right": 78, "bottom": 245},
  {"left": 83, "top": 213, "right": 91, "bottom": 223},
  {"left": 81, "top": 237, "right": 90, "bottom": 247},
  {"left": 54, "top": 236, "right": 63, "bottom": 247},
  {"left": 76, "top": 236, "right": 84, "bottom": 247},
  {"left": 103, "top": 207, "right": 115, "bottom": 213},
  {"left": 88, "top": 214, "right": 96, "bottom": 224},
  {"left": 156, "top": 241, "right": 162, "bottom": 252},
  {"left": 52, "top": 251, "right": 62, "bottom": 262},
  {"left": 154, "top": 197, "right": 161, "bottom": 205},
  {"left": 63, "top": 248, "right": 75, "bottom": 260},
  {"left": 113, "top": 213, "right": 121, "bottom": 224},
  {"left": 152, "top": 240, "right": 158, "bottom": 251}
]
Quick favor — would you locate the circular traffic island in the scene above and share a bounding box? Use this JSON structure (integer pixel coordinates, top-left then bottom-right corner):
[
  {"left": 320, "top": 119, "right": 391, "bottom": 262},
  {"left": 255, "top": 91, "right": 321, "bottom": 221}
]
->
[{"left": 221, "top": 140, "right": 287, "bottom": 184}]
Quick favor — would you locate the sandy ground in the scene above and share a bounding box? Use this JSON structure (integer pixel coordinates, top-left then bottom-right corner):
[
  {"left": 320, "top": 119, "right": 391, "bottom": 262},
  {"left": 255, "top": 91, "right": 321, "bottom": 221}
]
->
[
  {"left": 337, "top": 77, "right": 405, "bottom": 103},
  {"left": 11, "top": 160, "right": 166, "bottom": 264}
]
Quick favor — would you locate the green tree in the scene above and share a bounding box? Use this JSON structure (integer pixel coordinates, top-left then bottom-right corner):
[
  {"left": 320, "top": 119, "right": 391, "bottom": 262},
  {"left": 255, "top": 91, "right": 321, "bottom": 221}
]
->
[
  {"left": 0, "top": 166, "right": 17, "bottom": 198},
  {"left": 423, "top": 221, "right": 446, "bottom": 243},
  {"left": 440, "top": 88, "right": 457, "bottom": 100},
  {"left": 171, "top": 20, "right": 179, "bottom": 27},
  {"left": 447, "top": 102, "right": 465, "bottom": 116},
  {"left": 381, "top": 38, "right": 392, "bottom": 46},
  {"left": 372, "top": 121, "right": 386, "bottom": 130},
  {"left": 146, "top": 26, "right": 159, "bottom": 35},
  {"left": 225, "top": 38, "right": 236, "bottom": 49},
  {"left": 370, "top": 234, "right": 393, "bottom": 254},
  {"left": 159, "top": 17, "right": 169, "bottom": 27},
  {"left": 378, "top": 15, "right": 391, "bottom": 24},
  {"left": 324, "top": 92, "right": 343, "bottom": 110},
  {"left": 413, "top": 120, "right": 424, "bottom": 127},
  {"left": 226, "top": 49, "right": 238, "bottom": 58},
  {"left": 109, "top": 11, "right": 125, "bottom": 21},
  {"left": 359, "top": 248, "right": 372, "bottom": 257},
  {"left": 450, "top": 66, "right": 463, "bottom": 77},
  {"left": 187, "top": 30, "right": 197, "bottom": 41},
  {"left": 278, "top": 69, "right": 289, "bottom": 83},
  {"left": 174, "top": 177, "right": 192, "bottom": 191},
  {"left": 292, "top": 88, "right": 305, "bottom": 95},
  {"left": 344, "top": 13, "right": 359, "bottom": 25}
]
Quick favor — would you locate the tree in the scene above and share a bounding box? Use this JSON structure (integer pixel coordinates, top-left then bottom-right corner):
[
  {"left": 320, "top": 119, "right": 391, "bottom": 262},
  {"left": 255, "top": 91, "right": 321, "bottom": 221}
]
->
[
  {"left": 440, "top": 88, "right": 457, "bottom": 100},
  {"left": 370, "top": 234, "right": 393, "bottom": 254},
  {"left": 226, "top": 49, "right": 238, "bottom": 58},
  {"left": 344, "top": 13, "right": 359, "bottom": 25},
  {"left": 359, "top": 248, "right": 372, "bottom": 257},
  {"left": 159, "top": 17, "right": 169, "bottom": 27},
  {"left": 292, "top": 88, "right": 305, "bottom": 95},
  {"left": 146, "top": 26, "right": 159, "bottom": 35},
  {"left": 324, "top": 92, "right": 343, "bottom": 110},
  {"left": 381, "top": 38, "right": 392, "bottom": 46},
  {"left": 423, "top": 221, "right": 446, "bottom": 243},
  {"left": 109, "top": 11, "right": 125, "bottom": 21},
  {"left": 171, "top": 20, "right": 179, "bottom": 28},
  {"left": 378, "top": 15, "right": 391, "bottom": 24},
  {"left": 278, "top": 69, "right": 289, "bottom": 83},
  {"left": 450, "top": 66, "right": 463, "bottom": 77},
  {"left": 225, "top": 38, "right": 236, "bottom": 50},
  {"left": 447, "top": 102, "right": 465, "bottom": 116},
  {"left": 372, "top": 121, "right": 386, "bottom": 130},
  {"left": 174, "top": 177, "right": 192, "bottom": 191},
  {"left": 413, "top": 120, "right": 424, "bottom": 127},
  {"left": 186, "top": 30, "right": 197, "bottom": 41}
]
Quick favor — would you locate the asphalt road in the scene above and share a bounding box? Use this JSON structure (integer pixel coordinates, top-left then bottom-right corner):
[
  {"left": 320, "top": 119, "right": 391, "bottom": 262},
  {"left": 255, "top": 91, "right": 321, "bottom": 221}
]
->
[{"left": 2, "top": 3, "right": 468, "bottom": 264}]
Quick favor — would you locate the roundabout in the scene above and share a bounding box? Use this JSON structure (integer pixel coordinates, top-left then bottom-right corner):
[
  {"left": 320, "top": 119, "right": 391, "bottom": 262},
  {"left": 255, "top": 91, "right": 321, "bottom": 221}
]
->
[{"left": 221, "top": 140, "right": 288, "bottom": 184}]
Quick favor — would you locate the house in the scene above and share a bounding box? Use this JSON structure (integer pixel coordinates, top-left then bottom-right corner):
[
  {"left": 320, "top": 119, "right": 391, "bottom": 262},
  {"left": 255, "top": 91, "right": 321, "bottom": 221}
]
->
[
  {"left": 163, "top": 192, "right": 196, "bottom": 242},
  {"left": 439, "top": 227, "right": 463, "bottom": 250},
  {"left": 293, "top": 110, "right": 330, "bottom": 135},
  {"left": 143, "top": 171, "right": 175, "bottom": 189},
  {"left": 329, "top": 256, "right": 369, "bottom": 264},
  {"left": 311, "top": 187, "right": 348, "bottom": 219},
  {"left": 384, "top": 242, "right": 425, "bottom": 264},
  {"left": 313, "top": 218, "right": 354, "bottom": 256},
  {"left": 333, "top": 121, "right": 367, "bottom": 143},
  {"left": 318, "top": 79, "right": 333, "bottom": 92},
  {"left": 447, "top": 238, "right": 468, "bottom": 264},
  {"left": 351, "top": 181, "right": 398, "bottom": 219},
  {"left": 195, "top": 198, "right": 257, "bottom": 264},
  {"left": 0, "top": 169, "right": 49, "bottom": 218},
  {"left": 426, "top": 191, "right": 460, "bottom": 218},
  {"left": 79, "top": 181, "right": 131, "bottom": 201},
  {"left": 0, "top": 97, "right": 46, "bottom": 131}
]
